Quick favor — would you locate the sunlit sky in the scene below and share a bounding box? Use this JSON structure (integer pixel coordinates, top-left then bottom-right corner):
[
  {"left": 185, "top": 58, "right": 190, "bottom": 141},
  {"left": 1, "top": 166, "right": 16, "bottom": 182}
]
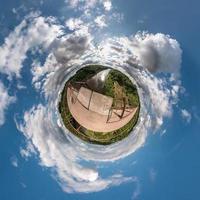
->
[{"left": 0, "top": 0, "right": 200, "bottom": 200}]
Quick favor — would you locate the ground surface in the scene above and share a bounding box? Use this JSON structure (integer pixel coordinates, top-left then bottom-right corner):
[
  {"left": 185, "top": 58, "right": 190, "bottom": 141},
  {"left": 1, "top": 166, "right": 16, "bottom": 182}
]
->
[
  {"left": 59, "top": 65, "right": 140, "bottom": 145},
  {"left": 67, "top": 86, "right": 138, "bottom": 132}
]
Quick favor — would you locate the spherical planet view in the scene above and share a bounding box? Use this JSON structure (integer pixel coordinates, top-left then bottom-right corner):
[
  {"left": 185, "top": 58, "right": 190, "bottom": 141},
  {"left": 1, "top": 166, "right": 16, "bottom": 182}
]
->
[
  {"left": 0, "top": 0, "right": 200, "bottom": 199},
  {"left": 59, "top": 65, "right": 140, "bottom": 145}
]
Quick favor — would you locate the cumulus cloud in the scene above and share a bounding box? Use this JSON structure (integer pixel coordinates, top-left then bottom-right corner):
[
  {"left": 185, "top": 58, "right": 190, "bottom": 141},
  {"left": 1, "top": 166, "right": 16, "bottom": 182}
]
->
[
  {"left": 130, "top": 33, "right": 182, "bottom": 75},
  {"left": 0, "top": 81, "right": 16, "bottom": 126},
  {"left": 31, "top": 54, "right": 60, "bottom": 90},
  {"left": 67, "top": 0, "right": 79, "bottom": 8},
  {"left": 66, "top": 0, "right": 98, "bottom": 10},
  {"left": 103, "top": 1, "right": 112, "bottom": 11},
  {"left": 63, "top": 0, "right": 116, "bottom": 34},
  {"left": 66, "top": 0, "right": 112, "bottom": 12},
  {"left": 94, "top": 15, "right": 107, "bottom": 28},
  {"left": 53, "top": 31, "right": 93, "bottom": 64},
  {"left": 0, "top": 13, "right": 63, "bottom": 78},
  {"left": 137, "top": 72, "right": 173, "bottom": 129},
  {"left": 65, "top": 0, "right": 112, "bottom": 11},
  {"left": 181, "top": 109, "right": 192, "bottom": 123},
  {"left": 65, "top": 18, "right": 83, "bottom": 31}
]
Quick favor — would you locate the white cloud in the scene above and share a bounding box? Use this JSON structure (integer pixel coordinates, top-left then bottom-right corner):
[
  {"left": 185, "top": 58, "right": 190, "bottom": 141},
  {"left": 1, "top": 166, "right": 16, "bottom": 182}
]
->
[
  {"left": 10, "top": 156, "right": 18, "bottom": 167},
  {"left": 66, "top": 0, "right": 79, "bottom": 8},
  {"left": 84, "top": 0, "right": 97, "bottom": 8},
  {"left": 65, "top": 18, "right": 83, "bottom": 31},
  {"left": 64, "top": 0, "right": 116, "bottom": 33},
  {"left": 66, "top": 0, "right": 112, "bottom": 12},
  {"left": 0, "top": 81, "right": 16, "bottom": 126},
  {"left": 103, "top": 1, "right": 112, "bottom": 11},
  {"left": 53, "top": 31, "right": 93, "bottom": 64},
  {"left": 181, "top": 109, "right": 192, "bottom": 123},
  {"left": 131, "top": 33, "right": 182, "bottom": 75},
  {"left": 111, "top": 12, "right": 124, "bottom": 23},
  {"left": 66, "top": 0, "right": 97, "bottom": 9},
  {"left": 94, "top": 15, "right": 107, "bottom": 28},
  {"left": 138, "top": 73, "right": 173, "bottom": 129},
  {"left": 31, "top": 54, "right": 59, "bottom": 90},
  {"left": 20, "top": 142, "right": 36, "bottom": 159},
  {"left": 0, "top": 13, "right": 63, "bottom": 78},
  {"left": 16, "top": 82, "right": 26, "bottom": 90},
  {"left": 16, "top": 105, "right": 134, "bottom": 193}
]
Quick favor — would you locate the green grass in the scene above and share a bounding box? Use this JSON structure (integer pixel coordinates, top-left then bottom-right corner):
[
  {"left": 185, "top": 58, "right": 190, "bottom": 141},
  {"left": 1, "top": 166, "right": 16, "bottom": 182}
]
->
[
  {"left": 58, "top": 65, "right": 140, "bottom": 145},
  {"left": 104, "top": 69, "right": 140, "bottom": 107}
]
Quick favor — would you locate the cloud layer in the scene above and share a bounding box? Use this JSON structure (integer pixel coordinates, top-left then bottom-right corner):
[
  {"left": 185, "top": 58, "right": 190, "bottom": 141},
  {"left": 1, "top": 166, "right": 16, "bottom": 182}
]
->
[{"left": 0, "top": 12, "right": 63, "bottom": 78}]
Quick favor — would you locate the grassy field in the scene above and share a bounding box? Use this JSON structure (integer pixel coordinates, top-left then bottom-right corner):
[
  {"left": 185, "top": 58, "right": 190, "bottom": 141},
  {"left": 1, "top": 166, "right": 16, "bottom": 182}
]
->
[{"left": 59, "top": 65, "right": 140, "bottom": 145}]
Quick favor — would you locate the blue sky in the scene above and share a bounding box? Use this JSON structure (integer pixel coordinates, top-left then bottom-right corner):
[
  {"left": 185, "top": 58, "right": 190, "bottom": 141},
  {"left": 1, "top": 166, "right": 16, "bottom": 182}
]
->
[{"left": 0, "top": 0, "right": 200, "bottom": 200}]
